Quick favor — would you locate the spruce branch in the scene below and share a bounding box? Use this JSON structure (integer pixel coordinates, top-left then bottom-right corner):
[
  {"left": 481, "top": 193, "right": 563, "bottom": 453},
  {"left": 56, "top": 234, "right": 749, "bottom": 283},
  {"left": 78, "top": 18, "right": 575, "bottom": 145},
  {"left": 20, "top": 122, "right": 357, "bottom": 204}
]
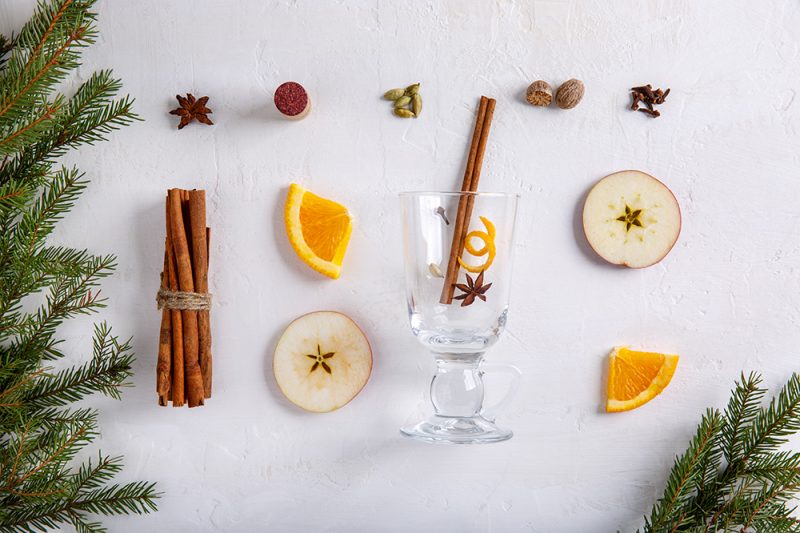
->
[
  {"left": 0, "top": 98, "right": 63, "bottom": 156},
  {"left": 639, "top": 373, "right": 800, "bottom": 532},
  {"left": 723, "top": 372, "right": 766, "bottom": 465},
  {"left": 0, "top": 0, "right": 96, "bottom": 125},
  {"left": 645, "top": 408, "right": 724, "bottom": 532},
  {"left": 0, "top": 35, "right": 11, "bottom": 70},
  {"left": 23, "top": 324, "right": 134, "bottom": 409},
  {"left": 0, "top": 1, "right": 158, "bottom": 530},
  {"left": 743, "top": 374, "right": 800, "bottom": 461}
]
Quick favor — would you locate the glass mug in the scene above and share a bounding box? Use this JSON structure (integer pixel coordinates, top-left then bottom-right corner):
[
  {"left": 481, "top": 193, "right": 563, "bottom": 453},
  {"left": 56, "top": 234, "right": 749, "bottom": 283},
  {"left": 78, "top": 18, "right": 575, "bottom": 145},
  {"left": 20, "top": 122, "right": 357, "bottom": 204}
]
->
[{"left": 399, "top": 191, "right": 521, "bottom": 444}]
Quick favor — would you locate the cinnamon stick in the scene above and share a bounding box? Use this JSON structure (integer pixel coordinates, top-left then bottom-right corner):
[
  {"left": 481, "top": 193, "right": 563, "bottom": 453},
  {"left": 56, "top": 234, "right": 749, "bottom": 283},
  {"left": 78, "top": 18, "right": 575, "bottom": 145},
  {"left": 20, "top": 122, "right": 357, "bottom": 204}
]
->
[
  {"left": 167, "top": 189, "right": 205, "bottom": 407},
  {"left": 165, "top": 214, "right": 184, "bottom": 407},
  {"left": 440, "top": 96, "right": 496, "bottom": 304},
  {"left": 460, "top": 96, "right": 496, "bottom": 269},
  {"left": 180, "top": 191, "right": 191, "bottom": 402},
  {"left": 189, "top": 190, "right": 212, "bottom": 398},
  {"left": 156, "top": 248, "right": 172, "bottom": 406}
]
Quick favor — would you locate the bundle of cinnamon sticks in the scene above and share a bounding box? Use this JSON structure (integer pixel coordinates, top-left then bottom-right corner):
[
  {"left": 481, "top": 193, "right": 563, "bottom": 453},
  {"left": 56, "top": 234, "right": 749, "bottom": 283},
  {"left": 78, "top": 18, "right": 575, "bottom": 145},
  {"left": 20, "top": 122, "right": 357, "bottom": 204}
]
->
[
  {"left": 157, "top": 188, "right": 212, "bottom": 407},
  {"left": 440, "top": 96, "right": 496, "bottom": 304}
]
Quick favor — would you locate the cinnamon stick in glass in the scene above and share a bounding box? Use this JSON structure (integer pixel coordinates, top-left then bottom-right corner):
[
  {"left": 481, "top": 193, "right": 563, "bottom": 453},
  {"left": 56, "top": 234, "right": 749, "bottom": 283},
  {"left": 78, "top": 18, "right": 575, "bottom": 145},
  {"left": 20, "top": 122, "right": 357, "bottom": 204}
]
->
[
  {"left": 189, "top": 190, "right": 212, "bottom": 398},
  {"left": 461, "top": 96, "right": 496, "bottom": 266},
  {"left": 167, "top": 189, "right": 205, "bottom": 408},
  {"left": 440, "top": 96, "right": 496, "bottom": 304}
]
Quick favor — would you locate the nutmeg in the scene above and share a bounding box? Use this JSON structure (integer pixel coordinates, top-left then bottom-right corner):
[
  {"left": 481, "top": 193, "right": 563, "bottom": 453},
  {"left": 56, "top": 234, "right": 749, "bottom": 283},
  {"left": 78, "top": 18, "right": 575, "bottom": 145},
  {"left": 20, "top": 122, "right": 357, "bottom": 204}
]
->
[
  {"left": 526, "top": 80, "right": 552, "bottom": 107},
  {"left": 555, "top": 79, "right": 585, "bottom": 110}
]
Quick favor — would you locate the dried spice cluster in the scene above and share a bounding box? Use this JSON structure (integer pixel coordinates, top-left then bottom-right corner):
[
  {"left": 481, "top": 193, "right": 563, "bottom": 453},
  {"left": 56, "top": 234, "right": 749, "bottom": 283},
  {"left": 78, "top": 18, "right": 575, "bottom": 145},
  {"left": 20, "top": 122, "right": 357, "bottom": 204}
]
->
[
  {"left": 383, "top": 83, "right": 423, "bottom": 118},
  {"left": 630, "top": 84, "right": 670, "bottom": 118}
]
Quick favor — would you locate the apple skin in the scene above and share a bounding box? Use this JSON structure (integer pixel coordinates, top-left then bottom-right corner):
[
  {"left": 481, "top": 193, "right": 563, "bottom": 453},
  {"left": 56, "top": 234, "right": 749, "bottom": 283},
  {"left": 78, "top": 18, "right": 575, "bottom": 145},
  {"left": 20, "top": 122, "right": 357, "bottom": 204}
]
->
[
  {"left": 582, "top": 170, "right": 681, "bottom": 269},
  {"left": 273, "top": 310, "right": 372, "bottom": 413}
]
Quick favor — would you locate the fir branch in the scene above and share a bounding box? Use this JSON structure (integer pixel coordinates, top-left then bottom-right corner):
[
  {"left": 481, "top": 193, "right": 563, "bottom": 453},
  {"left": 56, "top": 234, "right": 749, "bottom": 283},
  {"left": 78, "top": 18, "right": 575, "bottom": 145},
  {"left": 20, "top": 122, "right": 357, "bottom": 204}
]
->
[
  {"left": 72, "top": 453, "right": 123, "bottom": 495},
  {"left": 52, "top": 70, "right": 139, "bottom": 149},
  {"left": 14, "top": 166, "right": 88, "bottom": 260},
  {"left": 0, "top": 1, "right": 96, "bottom": 125},
  {"left": 0, "top": 98, "right": 63, "bottom": 156},
  {"left": 10, "top": 253, "right": 115, "bottom": 368},
  {"left": 0, "top": 35, "right": 11, "bottom": 71},
  {"left": 722, "top": 372, "right": 766, "bottom": 465},
  {"left": 22, "top": 324, "right": 133, "bottom": 409},
  {"left": 743, "top": 374, "right": 800, "bottom": 461},
  {"left": 70, "top": 481, "right": 160, "bottom": 516},
  {"left": 0, "top": 1, "right": 158, "bottom": 530},
  {"left": 644, "top": 409, "right": 724, "bottom": 532},
  {"left": 0, "top": 71, "right": 140, "bottom": 183},
  {"left": 639, "top": 373, "right": 800, "bottom": 532},
  {"left": 27, "top": 407, "right": 97, "bottom": 433}
]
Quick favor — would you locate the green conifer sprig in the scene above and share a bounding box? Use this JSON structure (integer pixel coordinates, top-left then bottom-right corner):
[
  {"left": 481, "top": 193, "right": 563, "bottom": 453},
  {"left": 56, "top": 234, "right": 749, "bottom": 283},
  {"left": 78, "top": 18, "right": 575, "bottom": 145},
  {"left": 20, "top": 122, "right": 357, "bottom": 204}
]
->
[
  {"left": 640, "top": 373, "right": 800, "bottom": 532},
  {"left": 0, "top": 1, "right": 158, "bottom": 530}
]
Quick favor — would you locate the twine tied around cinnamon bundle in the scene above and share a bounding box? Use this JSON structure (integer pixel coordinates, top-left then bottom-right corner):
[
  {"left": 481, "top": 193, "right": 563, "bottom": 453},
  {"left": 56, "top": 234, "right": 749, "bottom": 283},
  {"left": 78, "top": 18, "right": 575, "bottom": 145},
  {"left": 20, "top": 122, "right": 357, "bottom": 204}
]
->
[{"left": 156, "top": 288, "right": 212, "bottom": 311}]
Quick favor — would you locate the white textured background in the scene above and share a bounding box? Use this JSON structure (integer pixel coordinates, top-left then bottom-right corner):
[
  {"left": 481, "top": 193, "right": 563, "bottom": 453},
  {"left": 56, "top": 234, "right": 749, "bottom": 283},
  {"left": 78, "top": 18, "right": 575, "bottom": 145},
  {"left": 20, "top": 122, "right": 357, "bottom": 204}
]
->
[{"left": 3, "top": 1, "right": 800, "bottom": 531}]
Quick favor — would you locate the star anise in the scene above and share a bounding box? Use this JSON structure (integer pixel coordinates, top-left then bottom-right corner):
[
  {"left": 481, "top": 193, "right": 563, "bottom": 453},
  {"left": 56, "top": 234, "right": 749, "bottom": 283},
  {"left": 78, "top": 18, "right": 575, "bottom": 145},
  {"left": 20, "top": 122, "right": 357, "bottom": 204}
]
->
[
  {"left": 169, "top": 93, "right": 213, "bottom": 129},
  {"left": 453, "top": 270, "right": 492, "bottom": 307},
  {"left": 305, "top": 344, "right": 335, "bottom": 374}
]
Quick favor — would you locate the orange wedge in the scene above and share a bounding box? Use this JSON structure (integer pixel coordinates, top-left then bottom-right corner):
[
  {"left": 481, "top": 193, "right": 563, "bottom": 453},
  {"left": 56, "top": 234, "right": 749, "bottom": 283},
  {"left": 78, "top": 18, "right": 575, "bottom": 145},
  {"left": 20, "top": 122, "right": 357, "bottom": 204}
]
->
[
  {"left": 284, "top": 184, "right": 353, "bottom": 279},
  {"left": 606, "top": 346, "right": 678, "bottom": 412}
]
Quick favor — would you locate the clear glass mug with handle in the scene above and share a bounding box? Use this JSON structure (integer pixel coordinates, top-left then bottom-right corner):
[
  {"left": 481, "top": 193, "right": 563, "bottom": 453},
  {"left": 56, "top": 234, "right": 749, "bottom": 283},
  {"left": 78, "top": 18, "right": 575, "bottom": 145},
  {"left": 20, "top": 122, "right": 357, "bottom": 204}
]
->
[{"left": 399, "top": 191, "right": 521, "bottom": 444}]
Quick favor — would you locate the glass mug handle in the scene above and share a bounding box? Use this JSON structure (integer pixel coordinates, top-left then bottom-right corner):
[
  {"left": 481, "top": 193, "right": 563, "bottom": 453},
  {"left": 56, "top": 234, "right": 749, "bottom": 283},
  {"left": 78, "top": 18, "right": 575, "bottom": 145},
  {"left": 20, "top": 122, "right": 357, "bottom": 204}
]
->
[{"left": 478, "top": 363, "right": 521, "bottom": 423}]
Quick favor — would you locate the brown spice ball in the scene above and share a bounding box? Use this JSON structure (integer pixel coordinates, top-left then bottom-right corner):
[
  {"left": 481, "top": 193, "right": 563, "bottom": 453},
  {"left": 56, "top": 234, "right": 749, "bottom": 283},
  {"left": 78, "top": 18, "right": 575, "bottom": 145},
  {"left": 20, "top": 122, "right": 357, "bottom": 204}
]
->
[
  {"left": 526, "top": 80, "right": 553, "bottom": 107},
  {"left": 555, "top": 79, "right": 585, "bottom": 110}
]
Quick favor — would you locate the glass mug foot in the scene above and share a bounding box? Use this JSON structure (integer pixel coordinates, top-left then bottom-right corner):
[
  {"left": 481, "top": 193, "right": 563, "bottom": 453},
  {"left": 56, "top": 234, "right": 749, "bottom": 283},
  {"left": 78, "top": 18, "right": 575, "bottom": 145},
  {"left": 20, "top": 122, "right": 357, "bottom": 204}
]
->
[{"left": 400, "top": 416, "right": 513, "bottom": 444}]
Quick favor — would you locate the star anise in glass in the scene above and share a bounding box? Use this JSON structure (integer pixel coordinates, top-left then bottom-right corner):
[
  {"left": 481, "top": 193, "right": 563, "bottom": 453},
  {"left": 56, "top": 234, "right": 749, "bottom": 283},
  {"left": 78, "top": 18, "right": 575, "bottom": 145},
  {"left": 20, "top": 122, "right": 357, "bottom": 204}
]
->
[
  {"left": 453, "top": 270, "right": 492, "bottom": 307},
  {"left": 169, "top": 93, "right": 213, "bottom": 129}
]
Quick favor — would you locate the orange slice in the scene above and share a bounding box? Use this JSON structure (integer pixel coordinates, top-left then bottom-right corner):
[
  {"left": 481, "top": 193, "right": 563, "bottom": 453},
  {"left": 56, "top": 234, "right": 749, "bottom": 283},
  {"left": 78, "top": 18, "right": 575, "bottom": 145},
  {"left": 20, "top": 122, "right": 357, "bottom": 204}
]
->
[
  {"left": 606, "top": 346, "right": 678, "bottom": 412},
  {"left": 285, "top": 184, "right": 352, "bottom": 279}
]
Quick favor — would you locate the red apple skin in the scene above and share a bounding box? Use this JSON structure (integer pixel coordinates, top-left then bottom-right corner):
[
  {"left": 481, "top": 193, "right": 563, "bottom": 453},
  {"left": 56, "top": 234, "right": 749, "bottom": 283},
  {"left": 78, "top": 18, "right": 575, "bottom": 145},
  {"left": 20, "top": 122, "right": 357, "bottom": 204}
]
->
[
  {"left": 582, "top": 170, "right": 682, "bottom": 269},
  {"left": 273, "top": 310, "right": 372, "bottom": 413}
]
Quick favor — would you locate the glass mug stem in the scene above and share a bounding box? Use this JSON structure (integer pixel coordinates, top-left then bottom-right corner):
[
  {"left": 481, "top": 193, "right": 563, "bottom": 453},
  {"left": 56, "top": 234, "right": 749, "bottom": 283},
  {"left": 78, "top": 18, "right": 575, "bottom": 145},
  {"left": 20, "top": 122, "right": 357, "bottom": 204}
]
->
[
  {"left": 430, "top": 354, "right": 486, "bottom": 418},
  {"left": 430, "top": 354, "right": 521, "bottom": 421}
]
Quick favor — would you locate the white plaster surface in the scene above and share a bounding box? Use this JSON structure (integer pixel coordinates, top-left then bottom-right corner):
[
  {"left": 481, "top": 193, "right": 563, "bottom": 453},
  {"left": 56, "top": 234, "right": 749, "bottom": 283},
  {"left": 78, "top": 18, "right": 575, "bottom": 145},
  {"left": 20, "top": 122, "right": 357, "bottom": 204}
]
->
[{"left": 3, "top": 0, "right": 800, "bottom": 531}]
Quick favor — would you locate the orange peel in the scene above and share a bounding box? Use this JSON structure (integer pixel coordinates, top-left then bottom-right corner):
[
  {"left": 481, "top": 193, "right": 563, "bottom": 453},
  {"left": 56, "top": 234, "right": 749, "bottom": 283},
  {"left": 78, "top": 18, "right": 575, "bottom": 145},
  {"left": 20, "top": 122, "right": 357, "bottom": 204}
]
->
[{"left": 458, "top": 216, "right": 497, "bottom": 273}]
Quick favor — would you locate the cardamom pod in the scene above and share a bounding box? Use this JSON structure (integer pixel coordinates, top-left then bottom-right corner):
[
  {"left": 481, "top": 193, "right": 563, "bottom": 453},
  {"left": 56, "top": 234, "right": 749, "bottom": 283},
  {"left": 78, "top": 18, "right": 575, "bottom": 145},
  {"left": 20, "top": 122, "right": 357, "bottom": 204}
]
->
[
  {"left": 411, "top": 94, "right": 422, "bottom": 117},
  {"left": 383, "top": 88, "right": 405, "bottom": 101},
  {"left": 404, "top": 83, "right": 420, "bottom": 96},
  {"left": 394, "top": 108, "right": 415, "bottom": 118},
  {"left": 394, "top": 95, "right": 411, "bottom": 108}
]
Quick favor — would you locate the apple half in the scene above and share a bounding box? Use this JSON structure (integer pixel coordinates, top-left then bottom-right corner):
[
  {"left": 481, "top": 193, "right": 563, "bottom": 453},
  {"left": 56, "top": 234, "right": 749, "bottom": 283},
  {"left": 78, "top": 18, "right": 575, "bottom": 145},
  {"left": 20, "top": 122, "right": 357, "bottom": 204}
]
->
[
  {"left": 582, "top": 170, "right": 681, "bottom": 268},
  {"left": 273, "top": 311, "right": 372, "bottom": 413}
]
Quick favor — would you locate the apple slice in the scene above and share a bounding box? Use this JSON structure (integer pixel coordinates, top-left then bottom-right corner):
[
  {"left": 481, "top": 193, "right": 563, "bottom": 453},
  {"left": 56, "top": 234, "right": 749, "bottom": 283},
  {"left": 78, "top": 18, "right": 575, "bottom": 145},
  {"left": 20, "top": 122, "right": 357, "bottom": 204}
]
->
[
  {"left": 582, "top": 170, "right": 681, "bottom": 268},
  {"left": 273, "top": 311, "right": 372, "bottom": 413}
]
